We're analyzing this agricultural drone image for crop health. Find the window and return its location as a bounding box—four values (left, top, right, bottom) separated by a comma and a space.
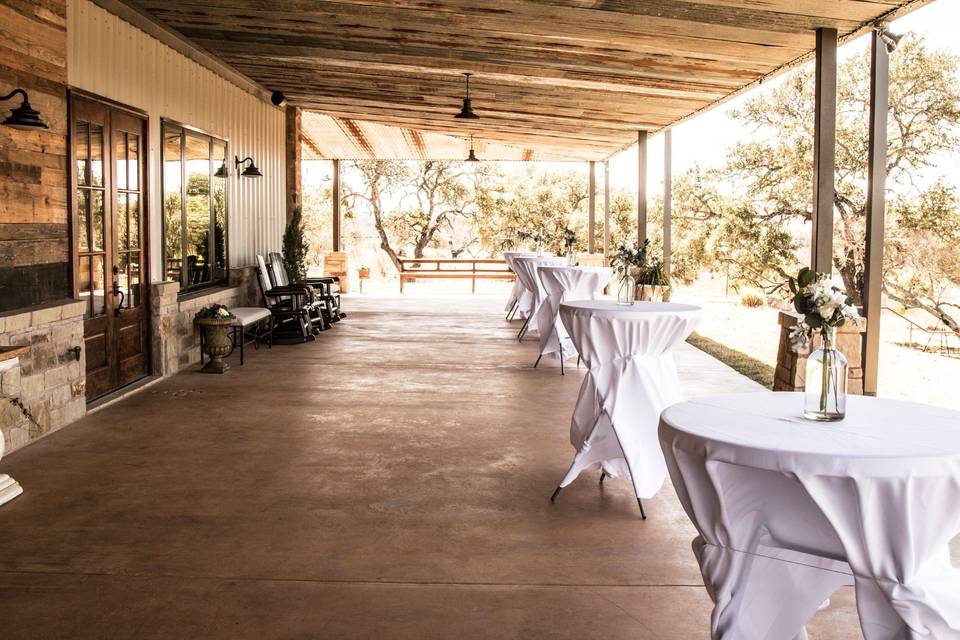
162, 122, 228, 291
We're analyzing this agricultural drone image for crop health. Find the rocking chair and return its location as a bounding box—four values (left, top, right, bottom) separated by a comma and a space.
256, 254, 325, 343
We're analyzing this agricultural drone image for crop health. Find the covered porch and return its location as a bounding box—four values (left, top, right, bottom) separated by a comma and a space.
2, 0, 958, 637
2, 295, 879, 639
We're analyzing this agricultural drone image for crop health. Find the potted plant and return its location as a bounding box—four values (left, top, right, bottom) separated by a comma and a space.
638, 258, 671, 302
195, 303, 236, 374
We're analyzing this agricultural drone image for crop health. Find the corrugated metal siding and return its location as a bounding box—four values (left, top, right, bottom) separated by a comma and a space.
66, 0, 285, 276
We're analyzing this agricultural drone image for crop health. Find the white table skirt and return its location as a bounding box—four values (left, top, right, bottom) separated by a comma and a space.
536, 266, 613, 360
513, 256, 566, 335
556, 300, 701, 499
503, 251, 536, 315
659, 392, 960, 640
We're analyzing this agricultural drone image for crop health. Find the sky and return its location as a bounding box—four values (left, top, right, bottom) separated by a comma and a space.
607, 0, 960, 196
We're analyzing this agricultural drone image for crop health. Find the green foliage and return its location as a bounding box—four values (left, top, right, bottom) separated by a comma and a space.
283, 208, 309, 283
665, 34, 960, 334
194, 303, 234, 320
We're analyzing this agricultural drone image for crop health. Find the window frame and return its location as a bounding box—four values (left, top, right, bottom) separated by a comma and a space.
160, 119, 230, 293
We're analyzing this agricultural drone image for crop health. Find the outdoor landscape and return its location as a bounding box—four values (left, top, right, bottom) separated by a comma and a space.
300, 8, 960, 410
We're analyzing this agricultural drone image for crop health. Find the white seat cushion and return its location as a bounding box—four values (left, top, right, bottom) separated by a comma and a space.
231, 307, 272, 327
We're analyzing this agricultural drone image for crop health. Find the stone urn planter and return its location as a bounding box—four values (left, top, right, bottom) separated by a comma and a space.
195, 304, 236, 374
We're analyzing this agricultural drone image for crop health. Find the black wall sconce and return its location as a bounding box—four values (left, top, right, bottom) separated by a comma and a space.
234, 155, 262, 178
1, 88, 48, 130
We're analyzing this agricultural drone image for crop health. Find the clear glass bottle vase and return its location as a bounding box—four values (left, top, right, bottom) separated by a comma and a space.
803, 326, 848, 421
566, 248, 577, 266
617, 272, 637, 305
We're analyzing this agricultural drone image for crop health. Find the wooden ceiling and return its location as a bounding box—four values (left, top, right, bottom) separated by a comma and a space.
125, 0, 925, 161
301, 112, 562, 161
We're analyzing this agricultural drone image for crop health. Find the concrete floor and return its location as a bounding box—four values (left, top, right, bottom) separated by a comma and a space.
0, 295, 878, 638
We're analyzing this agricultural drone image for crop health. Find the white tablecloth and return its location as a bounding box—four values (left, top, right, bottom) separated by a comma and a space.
537, 266, 613, 360
503, 251, 536, 316
659, 392, 960, 640
513, 255, 566, 335
556, 300, 701, 499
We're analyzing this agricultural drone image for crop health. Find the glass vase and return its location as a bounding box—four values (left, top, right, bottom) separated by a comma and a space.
803, 326, 848, 421
566, 248, 577, 266
537, 241, 545, 257
617, 272, 636, 305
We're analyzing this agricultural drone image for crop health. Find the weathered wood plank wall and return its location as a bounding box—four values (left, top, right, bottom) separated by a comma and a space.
0, 0, 70, 313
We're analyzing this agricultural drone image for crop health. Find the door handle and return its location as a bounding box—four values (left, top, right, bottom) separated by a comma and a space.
112, 280, 125, 315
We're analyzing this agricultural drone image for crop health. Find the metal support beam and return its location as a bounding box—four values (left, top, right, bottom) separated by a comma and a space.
332, 159, 342, 252
603, 160, 611, 261
862, 31, 889, 397
637, 130, 648, 245
811, 27, 838, 274
588, 161, 596, 253
663, 130, 672, 279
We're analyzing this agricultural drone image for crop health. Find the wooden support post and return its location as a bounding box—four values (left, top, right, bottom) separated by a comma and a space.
588, 161, 596, 253
332, 159, 342, 252
663, 130, 672, 279
811, 28, 838, 274
637, 130, 648, 245
862, 30, 889, 397
603, 160, 611, 262
285, 106, 302, 222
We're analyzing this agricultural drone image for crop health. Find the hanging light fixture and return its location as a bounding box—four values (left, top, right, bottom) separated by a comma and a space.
465, 135, 480, 162
877, 24, 904, 53
455, 73, 480, 120
234, 155, 263, 178
1, 88, 48, 130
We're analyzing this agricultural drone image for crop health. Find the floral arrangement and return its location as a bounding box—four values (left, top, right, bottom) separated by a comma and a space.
786, 267, 860, 351
195, 303, 235, 321
562, 226, 577, 249
610, 239, 650, 275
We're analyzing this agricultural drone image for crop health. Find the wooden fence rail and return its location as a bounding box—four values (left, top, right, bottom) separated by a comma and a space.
398, 258, 515, 293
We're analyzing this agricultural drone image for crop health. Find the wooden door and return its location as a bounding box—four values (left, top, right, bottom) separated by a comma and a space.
71, 95, 150, 401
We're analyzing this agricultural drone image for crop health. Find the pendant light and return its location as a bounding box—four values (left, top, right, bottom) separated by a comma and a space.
465, 135, 479, 162
455, 73, 480, 120
1, 89, 48, 130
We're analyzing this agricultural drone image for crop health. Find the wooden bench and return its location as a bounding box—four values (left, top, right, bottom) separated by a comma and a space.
398, 259, 516, 293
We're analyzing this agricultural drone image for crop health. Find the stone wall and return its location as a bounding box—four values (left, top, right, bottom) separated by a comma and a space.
774, 310, 865, 395
0, 0, 70, 313
150, 266, 260, 376
0, 299, 86, 454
